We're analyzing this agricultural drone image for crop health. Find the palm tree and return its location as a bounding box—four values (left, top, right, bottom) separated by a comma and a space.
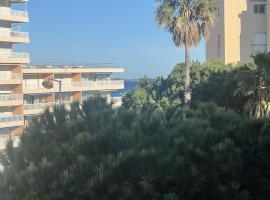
234, 53, 270, 118
155, 0, 216, 109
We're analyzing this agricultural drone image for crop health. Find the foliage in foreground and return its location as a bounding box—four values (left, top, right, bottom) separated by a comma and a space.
1, 97, 270, 200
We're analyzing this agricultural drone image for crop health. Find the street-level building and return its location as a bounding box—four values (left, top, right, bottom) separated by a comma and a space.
206, 0, 270, 64
0, 0, 125, 149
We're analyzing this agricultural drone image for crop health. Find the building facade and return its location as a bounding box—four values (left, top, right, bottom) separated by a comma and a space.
0, 0, 124, 149
206, 0, 270, 64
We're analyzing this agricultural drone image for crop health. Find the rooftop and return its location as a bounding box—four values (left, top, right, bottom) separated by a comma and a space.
25, 62, 123, 69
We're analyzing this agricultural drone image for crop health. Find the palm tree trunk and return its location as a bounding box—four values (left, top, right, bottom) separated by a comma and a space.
184, 43, 191, 110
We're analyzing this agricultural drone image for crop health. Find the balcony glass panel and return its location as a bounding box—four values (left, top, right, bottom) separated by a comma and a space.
0, 52, 29, 59
0, 73, 22, 80
0, 115, 23, 123
0, 94, 22, 101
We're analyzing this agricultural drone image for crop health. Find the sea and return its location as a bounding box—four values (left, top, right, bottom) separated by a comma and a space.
111, 79, 138, 97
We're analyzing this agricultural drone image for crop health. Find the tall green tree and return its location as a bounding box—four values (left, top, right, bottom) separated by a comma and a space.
155, 0, 216, 109
234, 53, 270, 118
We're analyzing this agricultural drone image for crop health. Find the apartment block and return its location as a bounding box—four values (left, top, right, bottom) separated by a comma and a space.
0, 0, 125, 149
206, 0, 270, 64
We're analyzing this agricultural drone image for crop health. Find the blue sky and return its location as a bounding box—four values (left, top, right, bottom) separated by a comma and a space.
16, 0, 205, 79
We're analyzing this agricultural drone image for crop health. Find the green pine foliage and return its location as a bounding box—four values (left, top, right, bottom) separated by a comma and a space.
123, 53, 270, 119
122, 60, 233, 113
2, 53, 270, 199
1, 97, 270, 199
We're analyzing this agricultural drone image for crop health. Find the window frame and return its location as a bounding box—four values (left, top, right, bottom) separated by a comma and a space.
254, 4, 266, 15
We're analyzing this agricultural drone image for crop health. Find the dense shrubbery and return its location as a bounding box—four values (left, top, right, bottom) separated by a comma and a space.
123, 53, 270, 118
1, 53, 270, 199
122, 60, 232, 112
1, 96, 270, 200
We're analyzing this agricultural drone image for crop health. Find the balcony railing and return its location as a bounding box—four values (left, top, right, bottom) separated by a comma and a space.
0, 73, 22, 80
24, 101, 73, 110
0, 52, 29, 59
73, 80, 124, 87
0, 31, 29, 38
24, 80, 124, 91
0, 7, 28, 18
0, 94, 22, 101
10, 0, 28, 3
24, 102, 54, 110
0, 135, 19, 148
0, 115, 23, 123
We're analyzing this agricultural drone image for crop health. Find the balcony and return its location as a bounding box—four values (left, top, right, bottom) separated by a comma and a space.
0, 7, 29, 23
0, 94, 23, 107
0, 135, 20, 150
0, 72, 22, 84
0, 31, 29, 43
23, 80, 124, 94
24, 101, 73, 115
0, 52, 30, 64
10, 0, 28, 3
23, 82, 57, 94
24, 102, 55, 115
0, 115, 24, 128
57, 80, 124, 92
78, 80, 125, 91
109, 96, 123, 108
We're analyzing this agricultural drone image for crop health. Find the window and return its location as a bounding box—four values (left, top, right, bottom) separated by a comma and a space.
253, 32, 266, 53
254, 4, 266, 14
217, 34, 221, 47
217, 34, 221, 57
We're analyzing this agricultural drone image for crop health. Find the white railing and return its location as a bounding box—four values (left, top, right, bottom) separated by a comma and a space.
0, 73, 22, 80
24, 101, 73, 110
24, 102, 55, 110
55, 82, 72, 89
24, 80, 124, 90
0, 135, 19, 147
0, 7, 28, 18
73, 80, 124, 87
0, 52, 29, 59
23, 83, 42, 90
0, 94, 22, 101
0, 31, 29, 38
10, 0, 28, 2
110, 97, 123, 107
0, 115, 23, 123
11, 9, 28, 18
55, 101, 73, 106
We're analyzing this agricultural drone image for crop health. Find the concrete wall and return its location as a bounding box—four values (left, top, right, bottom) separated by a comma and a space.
224, 0, 247, 63
207, 0, 268, 63
206, 0, 225, 62
241, 0, 267, 61
266, 0, 270, 51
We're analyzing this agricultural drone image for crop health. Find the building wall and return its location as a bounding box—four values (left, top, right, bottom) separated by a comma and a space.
206, 0, 268, 63
267, 0, 270, 51
224, 0, 247, 63
206, 0, 225, 62
240, 0, 267, 61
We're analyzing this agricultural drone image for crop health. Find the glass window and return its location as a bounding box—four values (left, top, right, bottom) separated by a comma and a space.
254, 4, 266, 14
217, 34, 221, 57
253, 32, 266, 53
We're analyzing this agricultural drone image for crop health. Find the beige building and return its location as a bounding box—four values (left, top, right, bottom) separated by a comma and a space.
0, 0, 125, 149
206, 0, 270, 64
